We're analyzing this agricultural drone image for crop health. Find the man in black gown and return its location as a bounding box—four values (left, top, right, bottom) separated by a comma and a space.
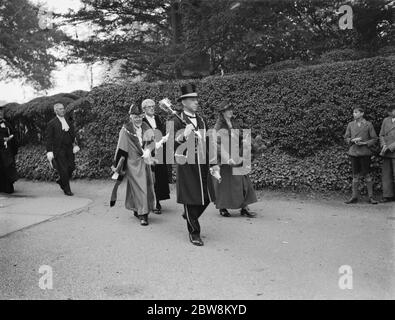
0, 105, 18, 194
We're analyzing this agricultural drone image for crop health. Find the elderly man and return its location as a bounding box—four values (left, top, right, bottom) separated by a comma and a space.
45, 103, 80, 196
141, 99, 170, 214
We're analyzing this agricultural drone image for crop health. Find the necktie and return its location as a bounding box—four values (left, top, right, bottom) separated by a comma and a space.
58, 117, 70, 131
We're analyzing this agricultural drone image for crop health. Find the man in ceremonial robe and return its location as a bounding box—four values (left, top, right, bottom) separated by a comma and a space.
113, 103, 157, 226
170, 83, 215, 246
141, 99, 170, 214
0, 105, 18, 194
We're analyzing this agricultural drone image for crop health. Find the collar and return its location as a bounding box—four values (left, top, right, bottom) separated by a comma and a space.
355, 118, 366, 124
145, 114, 155, 120
184, 111, 197, 119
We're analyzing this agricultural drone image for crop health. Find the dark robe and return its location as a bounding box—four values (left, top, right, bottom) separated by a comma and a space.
211, 116, 257, 209
142, 115, 170, 201
0, 120, 18, 193
173, 112, 215, 205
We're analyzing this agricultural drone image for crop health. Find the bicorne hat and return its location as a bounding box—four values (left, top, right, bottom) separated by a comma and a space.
177, 83, 198, 102
129, 103, 144, 115
218, 100, 233, 112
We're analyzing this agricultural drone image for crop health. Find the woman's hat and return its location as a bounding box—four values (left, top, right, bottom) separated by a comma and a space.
177, 83, 198, 102
129, 103, 144, 115
218, 100, 233, 112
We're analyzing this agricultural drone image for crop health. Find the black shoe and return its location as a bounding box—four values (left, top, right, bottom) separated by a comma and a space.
219, 209, 231, 217
154, 202, 162, 214
345, 197, 358, 204
189, 234, 204, 246
110, 200, 116, 207
368, 197, 378, 205
64, 190, 74, 196
133, 211, 138, 218
140, 215, 149, 226
240, 208, 256, 217
381, 197, 394, 203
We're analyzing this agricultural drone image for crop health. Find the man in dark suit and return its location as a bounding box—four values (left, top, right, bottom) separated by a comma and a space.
141, 99, 170, 214
45, 103, 80, 196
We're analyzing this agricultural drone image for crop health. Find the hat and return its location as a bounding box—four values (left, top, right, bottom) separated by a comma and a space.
177, 83, 198, 102
129, 103, 144, 115
218, 100, 232, 112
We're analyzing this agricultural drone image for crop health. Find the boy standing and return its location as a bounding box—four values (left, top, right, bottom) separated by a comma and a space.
344, 107, 378, 204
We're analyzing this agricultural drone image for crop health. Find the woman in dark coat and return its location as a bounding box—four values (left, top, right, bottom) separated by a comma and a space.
212, 101, 257, 217
0, 106, 18, 194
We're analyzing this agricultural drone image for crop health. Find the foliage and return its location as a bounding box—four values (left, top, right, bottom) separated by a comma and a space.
3, 91, 88, 145
12, 56, 395, 193
0, 0, 65, 89
63, 0, 394, 80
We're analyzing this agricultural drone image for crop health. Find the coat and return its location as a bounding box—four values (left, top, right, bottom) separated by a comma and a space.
142, 115, 170, 201
0, 120, 18, 191
173, 112, 215, 206
114, 122, 156, 215
379, 117, 395, 159
45, 117, 76, 154
211, 116, 257, 209
344, 119, 378, 157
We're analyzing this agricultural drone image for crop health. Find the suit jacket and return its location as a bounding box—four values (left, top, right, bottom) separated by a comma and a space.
379, 117, 395, 158
344, 119, 377, 157
45, 117, 76, 154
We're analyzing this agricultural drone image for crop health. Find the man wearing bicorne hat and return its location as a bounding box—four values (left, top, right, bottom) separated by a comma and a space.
112, 103, 157, 226
172, 83, 215, 246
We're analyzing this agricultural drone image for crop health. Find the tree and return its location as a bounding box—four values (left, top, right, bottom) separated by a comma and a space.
63, 0, 394, 80
0, 0, 64, 90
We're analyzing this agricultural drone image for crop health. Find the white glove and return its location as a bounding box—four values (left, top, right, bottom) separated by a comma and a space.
73, 145, 80, 154
227, 158, 236, 166
184, 124, 194, 138
142, 149, 151, 159
194, 130, 202, 141
162, 132, 170, 143
47, 152, 54, 162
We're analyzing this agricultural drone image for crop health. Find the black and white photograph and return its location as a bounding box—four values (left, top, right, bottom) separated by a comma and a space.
0, 0, 394, 303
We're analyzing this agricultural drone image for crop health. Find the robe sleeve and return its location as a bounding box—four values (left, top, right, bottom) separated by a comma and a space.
114, 127, 128, 170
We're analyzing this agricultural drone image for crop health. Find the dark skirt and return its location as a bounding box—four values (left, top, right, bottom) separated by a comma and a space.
213, 164, 257, 209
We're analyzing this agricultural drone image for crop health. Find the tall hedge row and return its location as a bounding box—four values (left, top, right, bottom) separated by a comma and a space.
13, 56, 395, 193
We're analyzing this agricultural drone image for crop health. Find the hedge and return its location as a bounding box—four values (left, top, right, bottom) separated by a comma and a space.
10, 55, 395, 192
3, 91, 88, 145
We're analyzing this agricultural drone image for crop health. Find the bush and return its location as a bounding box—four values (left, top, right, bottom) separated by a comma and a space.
318, 49, 369, 63
3, 91, 88, 146
12, 56, 395, 192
